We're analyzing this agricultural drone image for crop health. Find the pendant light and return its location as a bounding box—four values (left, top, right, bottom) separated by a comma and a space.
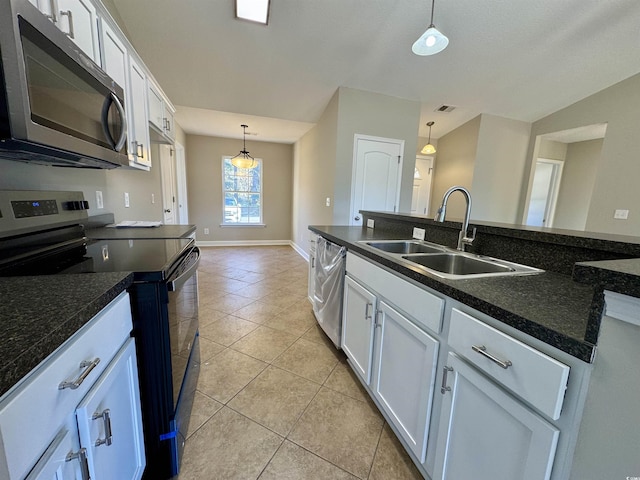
421, 121, 437, 154
231, 124, 256, 169
412, 0, 449, 56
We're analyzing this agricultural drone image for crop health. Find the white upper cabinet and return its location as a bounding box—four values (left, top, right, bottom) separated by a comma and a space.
148, 80, 176, 144
127, 56, 151, 169
30, 0, 100, 63
99, 20, 150, 170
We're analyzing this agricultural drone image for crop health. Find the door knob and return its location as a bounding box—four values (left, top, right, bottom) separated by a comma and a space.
164, 209, 171, 213
354, 215, 361, 221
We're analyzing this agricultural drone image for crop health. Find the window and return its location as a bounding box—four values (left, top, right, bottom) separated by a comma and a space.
222, 157, 262, 224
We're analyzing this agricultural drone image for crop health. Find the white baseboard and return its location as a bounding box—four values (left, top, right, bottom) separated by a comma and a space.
196, 240, 310, 262
196, 240, 292, 247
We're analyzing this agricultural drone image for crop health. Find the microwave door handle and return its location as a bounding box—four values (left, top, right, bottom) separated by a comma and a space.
112, 93, 127, 152
101, 92, 127, 152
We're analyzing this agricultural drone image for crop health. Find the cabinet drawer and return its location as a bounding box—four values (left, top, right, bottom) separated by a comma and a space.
0, 292, 132, 480
347, 253, 443, 333
448, 308, 569, 420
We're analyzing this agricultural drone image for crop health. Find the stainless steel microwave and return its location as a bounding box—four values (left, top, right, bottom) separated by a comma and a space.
0, 0, 129, 168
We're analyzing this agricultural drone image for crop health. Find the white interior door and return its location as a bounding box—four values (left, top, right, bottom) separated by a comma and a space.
411, 155, 434, 216
526, 159, 564, 227
160, 145, 177, 224
351, 135, 404, 226
174, 142, 189, 223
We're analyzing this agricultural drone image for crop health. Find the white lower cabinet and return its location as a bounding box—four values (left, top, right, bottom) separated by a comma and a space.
0, 292, 145, 480
342, 275, 377, 384
371, 300, 439, 463
76, 339, 145, 480
433, 352, 559, 480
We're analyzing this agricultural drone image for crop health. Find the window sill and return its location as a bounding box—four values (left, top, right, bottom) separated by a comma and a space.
219, 223, 266, 228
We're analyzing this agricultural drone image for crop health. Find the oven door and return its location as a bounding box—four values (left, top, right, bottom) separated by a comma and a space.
166, 246, 200, 476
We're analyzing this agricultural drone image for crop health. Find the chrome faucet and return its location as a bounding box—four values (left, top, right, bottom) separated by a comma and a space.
434, 186, 476, 251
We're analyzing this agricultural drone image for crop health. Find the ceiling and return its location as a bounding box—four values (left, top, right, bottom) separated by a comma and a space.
108, 0, 640, 144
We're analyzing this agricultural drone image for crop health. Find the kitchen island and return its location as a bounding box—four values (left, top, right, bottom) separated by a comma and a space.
310, 210, 640, 480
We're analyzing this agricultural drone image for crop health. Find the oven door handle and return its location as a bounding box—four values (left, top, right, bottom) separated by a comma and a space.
168, 247, 200, 292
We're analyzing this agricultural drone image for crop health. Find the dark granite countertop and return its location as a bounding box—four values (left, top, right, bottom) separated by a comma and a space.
310, 225, 598, 363
574, 258, 640, 299
86, 224, 196, 240
0, 272, 133, 397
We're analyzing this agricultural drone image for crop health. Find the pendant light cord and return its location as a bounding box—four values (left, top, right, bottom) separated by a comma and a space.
430, 0, 435, 27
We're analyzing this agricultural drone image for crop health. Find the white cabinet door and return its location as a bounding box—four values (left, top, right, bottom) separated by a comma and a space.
341, 275, 377, 384
76, 339, 145, 480
99, 20, 127, 89
371, 300, 439, 463
127, 57, 151, 169
25, 428, 84, 480
433, 353, 559, 480
56, 0, 100, 63
147, 83, 164, 131
308, 252, 316, 305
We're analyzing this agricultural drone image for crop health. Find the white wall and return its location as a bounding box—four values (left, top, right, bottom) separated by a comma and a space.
553, 139, 602, 230
521, 73, 640, 235
472, 114, 531, 223
292, 87, 421, 253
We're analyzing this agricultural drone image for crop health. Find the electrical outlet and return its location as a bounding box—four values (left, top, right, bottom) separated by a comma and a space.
413, 227, 426, 240
151, 193, 155, 204
95, 191, 103, 209
367, 219, 375, 229
204, 228, 210, 235
325, 197, 331, 207
124, 192, 130, 208
614, 209, 629, 220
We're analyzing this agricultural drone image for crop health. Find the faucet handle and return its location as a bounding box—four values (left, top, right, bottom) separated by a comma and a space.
462, 227, 477, 245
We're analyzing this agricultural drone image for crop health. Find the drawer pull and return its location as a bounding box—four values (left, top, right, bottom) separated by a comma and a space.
66, 447, 90, 480
93, 408, 113, 447
472, 345, 512, 369
58, 358, 101, 390
440, 365, 453, 394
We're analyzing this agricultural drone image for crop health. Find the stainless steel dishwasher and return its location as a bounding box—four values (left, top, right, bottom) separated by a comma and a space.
312, 236, 346, 348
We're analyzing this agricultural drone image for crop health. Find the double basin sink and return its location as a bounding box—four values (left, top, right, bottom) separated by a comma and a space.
359, 240, 543, 279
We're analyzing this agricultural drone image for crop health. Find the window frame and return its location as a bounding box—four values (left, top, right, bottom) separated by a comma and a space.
221, 156, 264, 226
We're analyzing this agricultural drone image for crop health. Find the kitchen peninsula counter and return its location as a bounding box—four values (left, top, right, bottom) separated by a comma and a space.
310, 224, 606, 363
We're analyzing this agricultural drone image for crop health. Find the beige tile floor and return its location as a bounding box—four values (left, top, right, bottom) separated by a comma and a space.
175, 246, 424, 480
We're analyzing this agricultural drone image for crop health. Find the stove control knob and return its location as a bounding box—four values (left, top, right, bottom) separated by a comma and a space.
63, 201, 90, 211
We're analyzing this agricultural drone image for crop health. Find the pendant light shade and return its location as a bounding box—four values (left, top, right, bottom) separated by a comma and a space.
412, 0, 449, 56
421, 121, 436, 154
231, 124, 256, 169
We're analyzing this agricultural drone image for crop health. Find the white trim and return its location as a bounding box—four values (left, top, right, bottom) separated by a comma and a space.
604, 290, 640, 327
196, 240, 292, 247
291, 241, 309, 261
218, 223, 266, 228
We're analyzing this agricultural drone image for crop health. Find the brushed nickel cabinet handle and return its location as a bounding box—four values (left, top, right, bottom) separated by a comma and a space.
66, 448, 90, 480
58, 358, 100, 390
440, 365, 453, 394
93, 409, 113, 447
59, 10, 74, 39
472, 344, 513, 369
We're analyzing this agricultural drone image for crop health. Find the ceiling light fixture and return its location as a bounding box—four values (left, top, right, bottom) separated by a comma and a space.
412, 0, 449, 56
421, 121, 437, 154
235, 0, 270, 25
231, 124, 256, 169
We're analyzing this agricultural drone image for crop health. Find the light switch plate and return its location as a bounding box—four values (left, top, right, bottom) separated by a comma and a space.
124, 192, 130, 208
95, 191, 103, 209
614, 209, 629, 219
413, 227, 426, 240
